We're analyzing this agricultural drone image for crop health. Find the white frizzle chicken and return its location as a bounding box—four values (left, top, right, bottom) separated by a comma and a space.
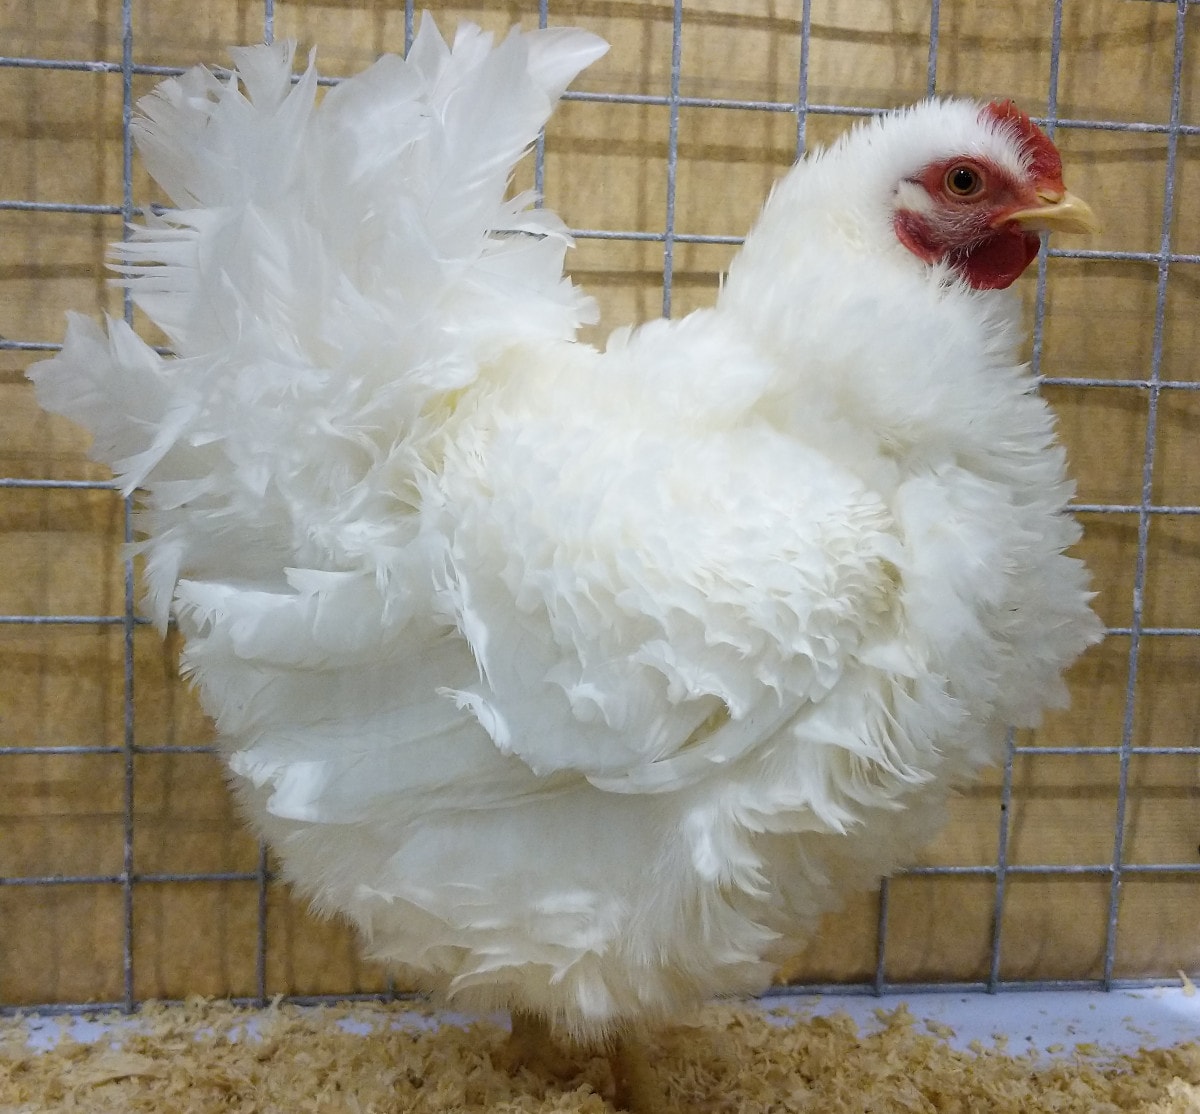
32, 17, 1103, 1110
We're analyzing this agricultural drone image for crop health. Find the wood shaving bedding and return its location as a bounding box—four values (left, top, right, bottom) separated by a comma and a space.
2, 998, 1197, 1113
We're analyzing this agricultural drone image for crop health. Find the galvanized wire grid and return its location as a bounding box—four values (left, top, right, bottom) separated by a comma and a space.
1, 0, 1197, 1015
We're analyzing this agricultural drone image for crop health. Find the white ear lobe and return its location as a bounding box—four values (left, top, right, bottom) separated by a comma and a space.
893, 179, 933, 214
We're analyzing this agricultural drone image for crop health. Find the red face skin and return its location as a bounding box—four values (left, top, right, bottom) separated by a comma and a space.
893, 101, 1068, 291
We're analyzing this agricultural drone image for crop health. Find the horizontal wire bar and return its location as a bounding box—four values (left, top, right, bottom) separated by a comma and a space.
2, 197, 1197, 266
1052, 247, 1200, 265
771, 975, 1194, 999
1040, 376, 1200, 389
6, 861, 1196, 889
2, 49, 1198, 138
27, 613, 1200, 636
0, 614, 153, 626
575, 230, 1200, 267
0, 990, 415, 1018
3, 741, 1192, 758
0, 478, 119, 490
0, 618, 1196, 645
7, 351, 1200, 383
1072, 502, 1200, 514
1047, 377, 1200, 390
899, 862, 1200, 877
570, 89, 800, 112
1012, 745, 1200, 755
562, 90, 1200, 138
0, 975, 1189, 1019
0, 746, 123, 755
0, 339, 173, 356
572, 228, 744, 245
0, 870, 266, 887
0, 744, 217, 755
1107, 626, 1200, 636
0, 340, 64, 352
4, 51, 1199, 144
2, 214, 1197, 268
0, 199, 168, 218
0, 55, 184, 75
2, 481, 1197, 517
0, 200, 126, 215
132, 744, 217, 754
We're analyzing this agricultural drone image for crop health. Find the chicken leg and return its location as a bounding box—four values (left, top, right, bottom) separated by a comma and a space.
610, 1031, 669, 1113
494, 1012, 668, 1112
492, 1010, 579, 1080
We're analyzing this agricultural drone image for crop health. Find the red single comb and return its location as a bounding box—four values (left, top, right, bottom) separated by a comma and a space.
982, 99, 1064, 186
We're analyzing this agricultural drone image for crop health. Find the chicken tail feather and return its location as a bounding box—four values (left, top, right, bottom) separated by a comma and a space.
30, 19, 607, 630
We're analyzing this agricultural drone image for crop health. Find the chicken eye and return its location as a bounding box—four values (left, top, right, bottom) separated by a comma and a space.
945, 165, 982, 197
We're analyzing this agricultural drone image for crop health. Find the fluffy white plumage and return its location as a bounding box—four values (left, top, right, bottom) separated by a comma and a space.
31, 19, 1101, 1040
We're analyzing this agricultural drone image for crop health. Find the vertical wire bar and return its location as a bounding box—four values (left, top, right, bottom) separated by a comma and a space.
925, 0, 941, 96
987, 735, 1018, 989
795, 0, 813, 156
120, 0, 137, 1013
256, 841, 269, 1005
1102, 0, 1188, 988
873, 880, 890, 993
397, 0, 420, 1001
396, 0, 420, 1007
1030, 0, 1065, 381
535, 0, 549, 198
987, 0, 1066, 993
254, 0, 273, 1007
661, 0, 683, 318
396, 0, 432, 1006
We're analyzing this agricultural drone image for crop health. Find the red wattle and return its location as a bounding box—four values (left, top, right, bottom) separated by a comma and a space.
952, 228, 1041, 290
894, 212, 1040, 290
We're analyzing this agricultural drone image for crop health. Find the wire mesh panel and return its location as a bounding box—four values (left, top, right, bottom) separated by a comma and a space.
0, 0, 1197, 1014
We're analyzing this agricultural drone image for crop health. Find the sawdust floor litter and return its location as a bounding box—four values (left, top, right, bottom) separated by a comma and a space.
2, 997, 1198, 1113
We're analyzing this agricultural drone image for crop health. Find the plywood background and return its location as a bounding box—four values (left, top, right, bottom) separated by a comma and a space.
1, 0, 1197, 1009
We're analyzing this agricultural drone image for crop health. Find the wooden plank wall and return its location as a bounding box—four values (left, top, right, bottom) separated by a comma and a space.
1, 0, 1197, 1007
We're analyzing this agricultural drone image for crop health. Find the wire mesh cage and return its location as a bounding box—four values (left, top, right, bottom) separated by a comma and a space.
1, 0, 1198, 1018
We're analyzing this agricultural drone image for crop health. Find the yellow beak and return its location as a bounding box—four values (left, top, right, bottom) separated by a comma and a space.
1003, 189, 1099, 235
